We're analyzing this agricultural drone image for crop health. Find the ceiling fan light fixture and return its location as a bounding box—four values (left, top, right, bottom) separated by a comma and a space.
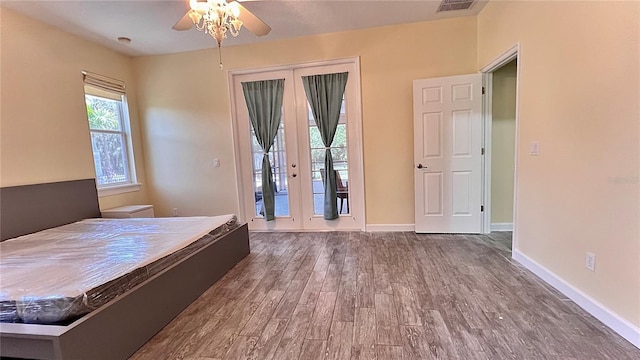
229, 1, 241, 18
176, 0, 270, 69
189, 0, 208, 14
188, 11, 202, 25
188, 0, 243, 45
186, 0, 245, 69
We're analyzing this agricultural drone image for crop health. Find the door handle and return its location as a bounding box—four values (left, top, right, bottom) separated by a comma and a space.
417, 164, 426, 169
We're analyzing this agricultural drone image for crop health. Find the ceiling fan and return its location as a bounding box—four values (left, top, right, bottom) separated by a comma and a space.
172, 0, 271, 40
172, 0, 271, 68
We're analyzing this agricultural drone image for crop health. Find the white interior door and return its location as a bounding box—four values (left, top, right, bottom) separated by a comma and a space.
413, 74, 483, 233
230, 60, 365, 231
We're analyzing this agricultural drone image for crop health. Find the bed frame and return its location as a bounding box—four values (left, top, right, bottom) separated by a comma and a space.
0, 179, 250, 360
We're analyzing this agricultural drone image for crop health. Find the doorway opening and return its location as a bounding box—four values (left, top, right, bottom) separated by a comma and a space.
481, 45, 520, 251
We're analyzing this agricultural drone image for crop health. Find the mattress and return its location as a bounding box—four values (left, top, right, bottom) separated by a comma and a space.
0, 215, 238, 325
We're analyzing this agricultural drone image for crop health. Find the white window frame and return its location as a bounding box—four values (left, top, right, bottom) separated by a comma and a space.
82, 71, 140, 197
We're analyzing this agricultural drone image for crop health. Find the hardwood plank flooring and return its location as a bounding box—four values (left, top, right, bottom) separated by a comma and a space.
130, 232, 639, 360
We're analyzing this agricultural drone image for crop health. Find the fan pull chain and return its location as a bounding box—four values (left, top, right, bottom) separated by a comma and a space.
218, 43, 224, 70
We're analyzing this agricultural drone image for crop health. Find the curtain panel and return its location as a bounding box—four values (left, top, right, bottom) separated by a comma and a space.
302, 72, 349, 220
241, 79, 285, 221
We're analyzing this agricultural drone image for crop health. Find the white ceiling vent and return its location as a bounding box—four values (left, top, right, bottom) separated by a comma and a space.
437, 0, 476, 12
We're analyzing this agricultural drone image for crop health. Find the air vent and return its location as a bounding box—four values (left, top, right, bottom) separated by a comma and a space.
437, 0, 475, 12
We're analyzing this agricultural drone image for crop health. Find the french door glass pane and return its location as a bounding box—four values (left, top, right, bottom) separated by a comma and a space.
251, 116, 290, 217
309, 99, 349, 215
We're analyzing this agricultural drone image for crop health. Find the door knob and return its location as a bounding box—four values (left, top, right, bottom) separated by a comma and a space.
417, 164, 426, 169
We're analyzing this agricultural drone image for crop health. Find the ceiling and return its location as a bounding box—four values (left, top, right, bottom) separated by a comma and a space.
1, 0, 488, 57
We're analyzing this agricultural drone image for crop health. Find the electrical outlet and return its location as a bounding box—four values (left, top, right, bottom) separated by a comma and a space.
172, 208, 178, 217
585, 252, 596, 271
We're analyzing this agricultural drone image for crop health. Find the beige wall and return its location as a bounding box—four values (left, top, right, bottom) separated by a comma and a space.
491, 60, 516, 224
0, 8, 149, 210
479, 0, 640, 327
132, 50, 240, 217
134, 17, 478, 220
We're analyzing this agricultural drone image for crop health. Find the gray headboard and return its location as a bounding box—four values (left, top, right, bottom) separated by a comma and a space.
0, 179, 101, 241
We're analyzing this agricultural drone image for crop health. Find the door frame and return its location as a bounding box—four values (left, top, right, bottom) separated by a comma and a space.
480, 43, 521, 246
228, 57, 366, 231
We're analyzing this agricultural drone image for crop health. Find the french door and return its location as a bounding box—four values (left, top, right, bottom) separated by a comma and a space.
230, 60, 364, 231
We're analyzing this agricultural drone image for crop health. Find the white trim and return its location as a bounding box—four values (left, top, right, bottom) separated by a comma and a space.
97, 183, 141, 197
250, 228, 356, 233
480, 43, 521, 253
490, 223, 513, 231
229, 57, 361, 76
366, 224, 415, 232
121, 95, 138, 187
481, 72, 493, 234
479, 44, 520, 73
513, 249, 640, 349
227, 70, 247, 225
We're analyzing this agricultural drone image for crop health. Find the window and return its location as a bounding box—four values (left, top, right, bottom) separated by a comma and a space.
83, 71, 139, 196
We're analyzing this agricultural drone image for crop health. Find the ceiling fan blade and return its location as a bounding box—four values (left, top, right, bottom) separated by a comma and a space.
172, 12, 193, 31
234, 2, 271, 37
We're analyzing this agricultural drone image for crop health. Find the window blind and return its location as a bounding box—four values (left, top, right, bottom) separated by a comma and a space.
82, 71, 126, 95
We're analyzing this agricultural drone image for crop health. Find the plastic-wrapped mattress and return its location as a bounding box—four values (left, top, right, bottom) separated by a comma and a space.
0, 215, 239, 325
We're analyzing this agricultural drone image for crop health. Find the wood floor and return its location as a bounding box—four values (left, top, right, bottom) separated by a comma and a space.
130, 232, 639, 360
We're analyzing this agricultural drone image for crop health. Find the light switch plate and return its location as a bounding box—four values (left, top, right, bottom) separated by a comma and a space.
529, 141, 539, 156
586, 252, 596, 271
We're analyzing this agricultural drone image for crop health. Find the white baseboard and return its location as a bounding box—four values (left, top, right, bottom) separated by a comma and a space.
366, 224, 415, 232
491, 222, 513, 231
512, 249, 640, 349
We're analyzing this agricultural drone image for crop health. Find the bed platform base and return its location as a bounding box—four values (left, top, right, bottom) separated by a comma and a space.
0, 223, 250, 360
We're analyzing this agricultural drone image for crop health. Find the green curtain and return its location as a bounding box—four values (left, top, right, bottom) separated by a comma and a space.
241, 79, 285, 221
302, 72, 349, 220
